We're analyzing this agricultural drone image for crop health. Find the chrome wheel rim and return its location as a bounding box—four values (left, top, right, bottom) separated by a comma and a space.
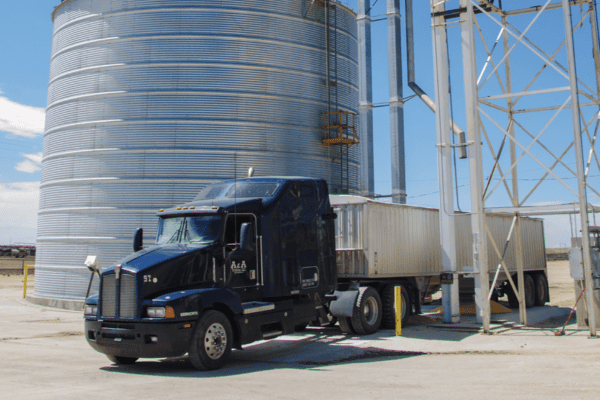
204, 322, 227, 360
364, 297, 379, 325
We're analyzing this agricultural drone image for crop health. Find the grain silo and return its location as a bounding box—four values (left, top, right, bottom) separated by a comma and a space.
35, 0, 359, 300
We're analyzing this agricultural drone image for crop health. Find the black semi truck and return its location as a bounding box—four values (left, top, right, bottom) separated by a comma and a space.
84, 176, 548, 370
84, 177, 382, 370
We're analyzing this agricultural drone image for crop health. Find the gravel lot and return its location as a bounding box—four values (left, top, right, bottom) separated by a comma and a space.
2, 259, 600, 399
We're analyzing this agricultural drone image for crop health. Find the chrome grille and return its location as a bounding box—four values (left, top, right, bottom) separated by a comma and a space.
101, 274, 116, 317
119, 274, 136, 318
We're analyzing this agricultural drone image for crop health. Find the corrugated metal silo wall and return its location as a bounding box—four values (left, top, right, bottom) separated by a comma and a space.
37, 0, 359, 299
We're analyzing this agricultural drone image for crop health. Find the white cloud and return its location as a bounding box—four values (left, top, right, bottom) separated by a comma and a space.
0, 95, 45, 138
15, 152, 43, 173
0, 182, 39, 244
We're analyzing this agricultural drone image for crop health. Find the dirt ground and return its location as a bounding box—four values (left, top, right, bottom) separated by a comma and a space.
545, 259, 576, 307
0, 255, 36, 272
2, 258, 600, 400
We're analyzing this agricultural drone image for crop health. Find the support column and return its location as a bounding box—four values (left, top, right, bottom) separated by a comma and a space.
460, 0, 490, 331
358, 0, 374, 196
563, 0, 596, 336
431, 0, 460, 324
502, 15, 527, 326
387, 0, 406, 204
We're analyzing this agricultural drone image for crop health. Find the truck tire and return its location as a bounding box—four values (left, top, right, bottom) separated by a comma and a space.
505, 280, 519, 308
106, 355, 138, 365
524, 273, 536, 308
338, 316, 355, 334
351, 287, 383, 335
381, 284, 409, 329
188, 310, 233, 371
506, 275, 536, 309
533, 273, 548, 306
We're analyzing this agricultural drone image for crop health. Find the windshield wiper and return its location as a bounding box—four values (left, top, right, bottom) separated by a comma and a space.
166, 221, 186, 244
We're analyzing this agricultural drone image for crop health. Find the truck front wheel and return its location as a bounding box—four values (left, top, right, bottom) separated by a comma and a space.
189, 310, 233, 371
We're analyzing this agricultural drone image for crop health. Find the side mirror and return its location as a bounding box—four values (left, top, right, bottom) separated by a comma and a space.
85, 255, 101, 276
240, 223, 254, 252
133, 228, 143, 252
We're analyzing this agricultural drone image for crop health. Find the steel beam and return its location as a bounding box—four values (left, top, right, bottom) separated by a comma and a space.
358, 0, 374, 196
406, 0, 467, 159
502, 14, 527, 326
563, 0, 597, 337
431, 0, 460, 324
387, 0, 406, 204
460, 0, 490, 331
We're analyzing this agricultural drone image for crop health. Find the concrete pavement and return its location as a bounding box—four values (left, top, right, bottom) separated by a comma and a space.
2, 275, 600, 400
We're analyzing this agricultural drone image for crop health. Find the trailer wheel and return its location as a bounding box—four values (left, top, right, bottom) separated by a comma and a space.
338, 316, 355, 334
524, 274, 536, 308
381, 284, 410, 329
533, 274, 548, 306
188, 310, 233, 371
350, 287, 383, 335
505, 280, 519, 308
106, 355, 138, 365
507, 274, 536, 309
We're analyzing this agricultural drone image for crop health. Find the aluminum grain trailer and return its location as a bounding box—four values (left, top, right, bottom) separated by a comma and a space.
330, 195, 548, 326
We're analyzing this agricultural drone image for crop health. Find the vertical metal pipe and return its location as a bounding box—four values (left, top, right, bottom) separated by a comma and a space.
563, 0, 597, 336
460, 0, 490, 331
387, 0, 406, 204
502, 14, 527, 326
431, 0, 460, 324
589, 4, 600, 105
405, 0, 467, 159
358, 0, 374, 196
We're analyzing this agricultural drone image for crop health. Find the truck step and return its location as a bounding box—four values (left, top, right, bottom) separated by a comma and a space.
242, 301, 276, 315
262, 330, 283, 339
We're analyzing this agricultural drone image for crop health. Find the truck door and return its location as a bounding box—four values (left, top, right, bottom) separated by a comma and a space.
223, 213, 260, 290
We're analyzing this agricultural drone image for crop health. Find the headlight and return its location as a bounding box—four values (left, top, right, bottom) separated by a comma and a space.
146, 306, 175, 318
147, 307, 166, 318
84, 305, 97, 315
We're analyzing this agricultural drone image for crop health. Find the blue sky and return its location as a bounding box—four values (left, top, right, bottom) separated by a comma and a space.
0, 0, 598, 247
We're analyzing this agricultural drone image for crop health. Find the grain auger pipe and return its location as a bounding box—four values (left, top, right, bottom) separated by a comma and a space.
405, 0, 467, 159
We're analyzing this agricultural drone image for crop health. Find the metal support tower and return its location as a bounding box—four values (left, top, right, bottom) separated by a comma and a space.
432, 0, 600, 335
387, 0, 406, 204
358, 0, 375, 196
459, 0, 491, 328
432, 0, 461, 323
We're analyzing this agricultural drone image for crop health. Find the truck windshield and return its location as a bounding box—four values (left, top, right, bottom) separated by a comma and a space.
157, 216, 222, 245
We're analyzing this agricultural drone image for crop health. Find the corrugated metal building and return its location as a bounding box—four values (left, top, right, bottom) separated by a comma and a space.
37, 0, 359, 299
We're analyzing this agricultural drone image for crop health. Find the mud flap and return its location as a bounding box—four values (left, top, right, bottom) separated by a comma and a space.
329, 289, 360, 318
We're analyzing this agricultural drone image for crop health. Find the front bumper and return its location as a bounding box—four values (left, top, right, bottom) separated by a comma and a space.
85, 319, 195, 359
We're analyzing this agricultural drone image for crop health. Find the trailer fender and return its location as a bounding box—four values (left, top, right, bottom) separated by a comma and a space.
407, 278, 422, 315
329, 289, 360, 318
